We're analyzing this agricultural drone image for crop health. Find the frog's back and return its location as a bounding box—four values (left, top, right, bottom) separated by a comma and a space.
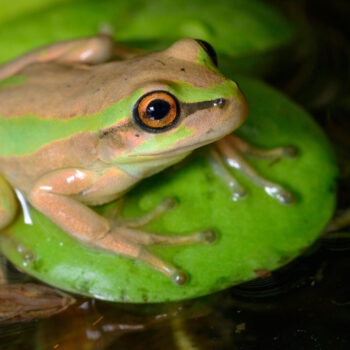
0, 61, 133, 159
0, 62, 126, 120
0, 62, 125, 190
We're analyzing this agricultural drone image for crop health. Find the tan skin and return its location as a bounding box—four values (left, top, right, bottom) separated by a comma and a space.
0, 35, 295, 298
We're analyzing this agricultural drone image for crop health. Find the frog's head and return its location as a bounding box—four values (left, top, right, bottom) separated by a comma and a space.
98, 38, 248, 177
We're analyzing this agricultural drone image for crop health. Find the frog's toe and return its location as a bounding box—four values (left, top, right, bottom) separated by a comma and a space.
200, 229, 217, 244
276, 189, 296, 205
279, 190, 295, 205
171, 271, 188, 286
265, 185, 295, 205
232, 187, 248, 201
161, 197, 177, 210
283, 146, 299, 159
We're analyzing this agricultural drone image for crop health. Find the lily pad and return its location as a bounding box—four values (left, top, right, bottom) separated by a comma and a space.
0, 76, 337, 302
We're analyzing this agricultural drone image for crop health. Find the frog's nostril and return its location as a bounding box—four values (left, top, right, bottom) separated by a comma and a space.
212, 98, 225, 109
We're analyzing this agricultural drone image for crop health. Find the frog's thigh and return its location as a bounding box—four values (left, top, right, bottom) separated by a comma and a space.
0, 175, 17, 229
0, 35, 116, 80
54, 34, 117, 65
28, 168, 110, 241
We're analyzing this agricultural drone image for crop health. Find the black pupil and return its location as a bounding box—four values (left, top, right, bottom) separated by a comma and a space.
146, 99, 170, 120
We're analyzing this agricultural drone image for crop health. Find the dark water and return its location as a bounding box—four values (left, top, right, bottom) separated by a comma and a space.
1, 0, 350, 349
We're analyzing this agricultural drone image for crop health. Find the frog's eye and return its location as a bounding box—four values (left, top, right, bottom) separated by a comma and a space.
133, 91, 179, 132
195, 39, 218, 67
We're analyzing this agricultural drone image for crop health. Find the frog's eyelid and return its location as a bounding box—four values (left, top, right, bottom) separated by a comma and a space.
195, 39, 218, 67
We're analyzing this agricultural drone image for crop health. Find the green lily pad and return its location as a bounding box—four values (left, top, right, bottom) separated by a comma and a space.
0, 0, 293, 66
0, 76, 337, 302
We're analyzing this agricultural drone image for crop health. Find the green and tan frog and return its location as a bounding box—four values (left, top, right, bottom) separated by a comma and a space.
0, 35, 296, 295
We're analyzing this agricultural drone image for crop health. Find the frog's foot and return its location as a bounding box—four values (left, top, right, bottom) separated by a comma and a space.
212, 135, 296, 205
95, 198, 216, 285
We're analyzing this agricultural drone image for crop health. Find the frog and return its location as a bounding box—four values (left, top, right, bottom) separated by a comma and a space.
0, 34, 297, 300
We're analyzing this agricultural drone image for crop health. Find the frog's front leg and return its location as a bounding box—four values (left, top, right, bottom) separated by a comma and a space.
28, 168, 214, 285
213, 135, 297, 204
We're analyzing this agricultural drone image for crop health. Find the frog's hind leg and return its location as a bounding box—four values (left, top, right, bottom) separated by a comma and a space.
0, 35, 115, 80
0, 175, 18, 229
0, 35, 142, 80
213, 135, 296, 205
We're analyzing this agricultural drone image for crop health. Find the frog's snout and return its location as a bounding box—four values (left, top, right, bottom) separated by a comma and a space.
232, 88, 249, 129
212, 98, 226, 109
